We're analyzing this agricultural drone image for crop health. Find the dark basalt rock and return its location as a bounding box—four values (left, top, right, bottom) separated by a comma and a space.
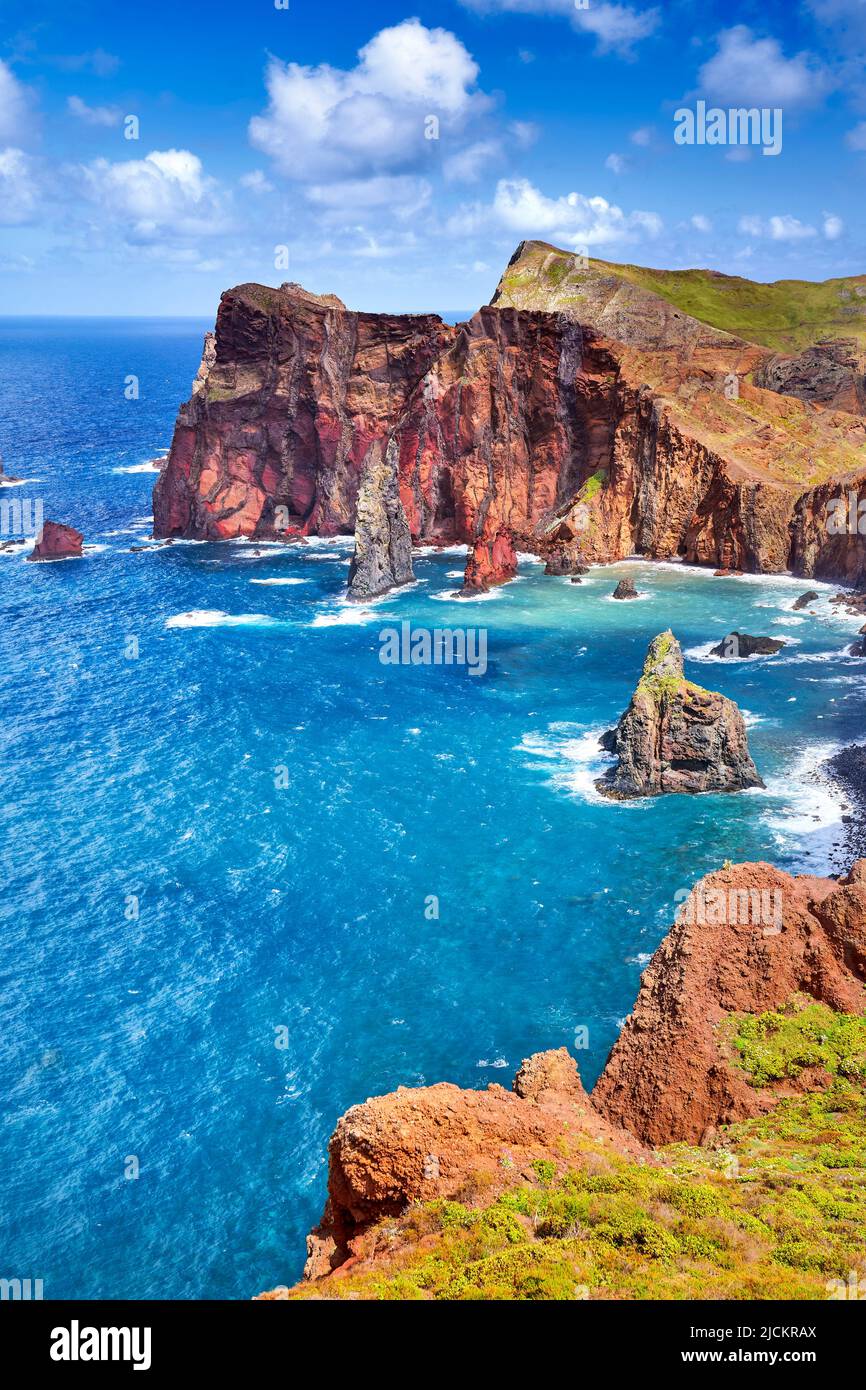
710, 632, 786, 659
793, 590, 820, 611
347, 438, 414, 601
612, 578, 639, 600
596, 630, 763, 799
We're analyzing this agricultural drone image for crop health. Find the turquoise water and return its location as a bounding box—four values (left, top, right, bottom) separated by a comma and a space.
1, 319, 864, 1299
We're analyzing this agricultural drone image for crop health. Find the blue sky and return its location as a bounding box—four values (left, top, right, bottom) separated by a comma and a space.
2, 0, 866, 314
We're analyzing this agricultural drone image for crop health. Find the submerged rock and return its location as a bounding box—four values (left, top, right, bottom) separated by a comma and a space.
458, 524, 517, 595
347, 438, 414, 601
27, 521, 83, 562
710, 631, 786, 658
596, 630, 763, 799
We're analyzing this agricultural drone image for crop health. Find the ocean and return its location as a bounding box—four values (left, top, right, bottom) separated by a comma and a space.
1, 317, 864, 1299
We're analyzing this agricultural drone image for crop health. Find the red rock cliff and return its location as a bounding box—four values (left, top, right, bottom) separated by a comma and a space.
153, 273, 866, 587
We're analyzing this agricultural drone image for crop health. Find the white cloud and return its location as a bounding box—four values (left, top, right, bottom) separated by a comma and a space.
77, 149, 229, 241
249, 19, 489, 182
509, 120, 539, 149
0, 148, 40, 224
630, 125, 654, 146
306, 175, 432, 221
822, 212, 844, 239
605, 152, 627, 173
444, 139, 502, 182
0, 61, 33, 144
690, 214, 712, 232
737, 213, 817, 240
698, 26, 828, 108
239, 170, 275, 194
68, 95, 121, 127
846, 121, 866, 150
458, 1, 660, 58
468, 176, 662, 247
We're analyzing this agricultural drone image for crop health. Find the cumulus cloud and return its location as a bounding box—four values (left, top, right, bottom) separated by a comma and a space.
444, 139, 502, 182
605, 152, 627, 173
737, 213, 819, 241
0, 148, 40, 224
0, 61, 33, 144
452, 177, 662, 247
249, 19, 490, 182
690, 214, 712, 232
698, 26, 829, 108
77, 149, 229, 241
68, 95, 122, 127
458, 1, 660, 58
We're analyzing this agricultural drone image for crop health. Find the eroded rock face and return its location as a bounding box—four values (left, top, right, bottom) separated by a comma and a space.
153, 264, 866, 588
593, 861, 866, 1146
346, 437, 414, 601
612, 578, 639, 600
754, 339, 866, 416
153, 282, 453, 540
710, 632, 786, 658
304, 1048, 642, 1278
27, 521, 83, 561
596, 631, 763, 798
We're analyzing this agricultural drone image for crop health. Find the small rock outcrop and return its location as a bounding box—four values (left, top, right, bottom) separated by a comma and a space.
793, 590, 820, 611
543, 544, 588, 577
596, 631, 763, 798
347, 438, 414, 601
458, 524, 517, 595
593, 860, 866, 1145
612, 578, 639, 600
710, 632, 786, 658
303, 1048, 643, 1278
27, 521, 83, 561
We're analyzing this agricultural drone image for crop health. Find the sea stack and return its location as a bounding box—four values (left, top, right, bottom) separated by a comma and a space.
458, 523, 517, 596
612, 578, 640, 600
596, 630, 763, 798
27, 521, 84, 562
346, 438, 414, 601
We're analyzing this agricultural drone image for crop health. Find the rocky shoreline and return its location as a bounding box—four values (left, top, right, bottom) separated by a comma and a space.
259, 856, 866, 1299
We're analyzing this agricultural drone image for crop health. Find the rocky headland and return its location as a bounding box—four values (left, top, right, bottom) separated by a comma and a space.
596, 631, 763, 799
259, 857, 866, 1301
153, 245, 866, 594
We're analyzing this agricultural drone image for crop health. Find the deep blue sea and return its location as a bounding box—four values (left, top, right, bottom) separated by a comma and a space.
1, 318, 865, 1300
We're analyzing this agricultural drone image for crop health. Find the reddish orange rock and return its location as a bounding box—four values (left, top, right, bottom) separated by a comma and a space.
27, 521, 83, 561
459, 524, 517, 594
592, 860, 866, 1146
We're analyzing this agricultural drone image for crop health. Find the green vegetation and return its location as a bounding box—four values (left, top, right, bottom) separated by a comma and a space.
730, 1001, 866, 1088
503, 240, 866, 353
290, 1079, 866, 1301
596, 260, 866, 352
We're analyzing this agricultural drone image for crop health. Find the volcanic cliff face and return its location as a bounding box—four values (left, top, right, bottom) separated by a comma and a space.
154, 256, 866, 588
153, 283, 453, 540
594, 860, 866, 1146
596, 631, 763, 798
